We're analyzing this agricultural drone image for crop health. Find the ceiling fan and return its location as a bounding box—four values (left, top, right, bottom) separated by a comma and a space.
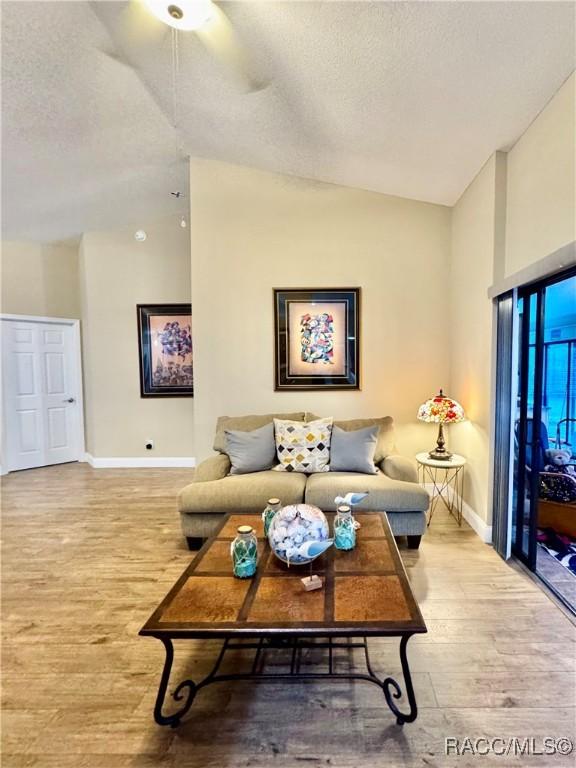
90, 0, 271, 228
95, 0, 269, 96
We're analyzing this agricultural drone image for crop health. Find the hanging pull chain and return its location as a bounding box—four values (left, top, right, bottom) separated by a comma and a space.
170, 27, 183, 157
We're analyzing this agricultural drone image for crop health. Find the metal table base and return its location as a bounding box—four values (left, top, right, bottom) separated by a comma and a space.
418, 462, 465, 526
152, 634, 418, 728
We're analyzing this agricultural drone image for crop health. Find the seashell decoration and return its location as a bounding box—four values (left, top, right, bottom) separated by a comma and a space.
268, 503, 332, 565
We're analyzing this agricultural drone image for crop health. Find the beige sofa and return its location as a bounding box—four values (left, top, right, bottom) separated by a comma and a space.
178, 412, 430, 549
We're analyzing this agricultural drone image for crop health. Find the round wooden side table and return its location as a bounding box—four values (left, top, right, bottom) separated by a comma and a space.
416, 452, 466, 526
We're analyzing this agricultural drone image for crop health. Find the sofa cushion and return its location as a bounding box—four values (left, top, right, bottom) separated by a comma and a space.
304, 471, 429, 513
273, 417, 333, 474
225, 422, 276, 474
179, 470, 307, 515
214, 412, 306, 454
305, 414, 396, 462
330, 424, 378, 474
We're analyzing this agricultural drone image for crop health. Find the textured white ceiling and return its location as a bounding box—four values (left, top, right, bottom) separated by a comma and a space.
2, 1, 575, 242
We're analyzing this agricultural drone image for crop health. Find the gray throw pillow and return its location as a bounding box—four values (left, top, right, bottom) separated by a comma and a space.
330, 425, 378, 474
224, 422, 277, 475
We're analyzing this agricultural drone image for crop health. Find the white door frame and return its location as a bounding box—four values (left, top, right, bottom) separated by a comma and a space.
1, 314, 86, 475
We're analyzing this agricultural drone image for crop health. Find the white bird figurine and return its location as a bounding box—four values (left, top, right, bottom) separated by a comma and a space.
288, 538, 333, 564
335, 492, 369, 507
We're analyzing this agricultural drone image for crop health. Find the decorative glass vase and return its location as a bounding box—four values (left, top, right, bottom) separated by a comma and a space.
268, 504, 332, 565
262, 497, 281, 537
231, 525, 258, 578
334, 505, 356, 551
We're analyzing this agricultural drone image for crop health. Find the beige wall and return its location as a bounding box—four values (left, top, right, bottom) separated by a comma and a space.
190, 158, 451, 460
505, 72, 576, 276
1, 241, 80, 318
80, 216, 194, 458
449, 156, 499, 524
449, 74, 575, 527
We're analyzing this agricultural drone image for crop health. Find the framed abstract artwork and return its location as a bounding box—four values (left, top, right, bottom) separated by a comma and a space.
273, 288, 360, 391
137, 304, 193, 397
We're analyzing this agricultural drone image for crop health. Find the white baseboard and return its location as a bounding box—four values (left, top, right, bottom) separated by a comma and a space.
461, 498, 493, 544
84, 453, 195, 469
423, 483, 493, 544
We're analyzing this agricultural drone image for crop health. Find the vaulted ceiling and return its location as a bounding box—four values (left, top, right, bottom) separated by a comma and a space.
2, 1, 574, 242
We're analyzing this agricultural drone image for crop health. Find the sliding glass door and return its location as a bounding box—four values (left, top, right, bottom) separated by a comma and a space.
513, 290, 542, 568
512, 268, 576, 609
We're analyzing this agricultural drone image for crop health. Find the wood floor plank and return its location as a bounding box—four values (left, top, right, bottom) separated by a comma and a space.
429, 670, 576, 708
2, 463, 575, 767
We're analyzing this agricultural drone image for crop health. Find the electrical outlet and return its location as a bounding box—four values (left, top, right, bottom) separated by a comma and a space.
145, 440, 154, 450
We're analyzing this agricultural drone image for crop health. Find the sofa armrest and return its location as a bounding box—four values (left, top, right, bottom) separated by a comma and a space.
194, 454, 231, 483
380, 455, 418, 484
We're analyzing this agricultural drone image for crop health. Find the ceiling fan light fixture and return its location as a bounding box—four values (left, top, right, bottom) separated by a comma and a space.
142, 0, 215, 31
168, 5, 184, 21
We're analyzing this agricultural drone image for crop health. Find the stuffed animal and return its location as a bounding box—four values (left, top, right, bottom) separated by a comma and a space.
545, 449, 576, 477
541, 449, 576, 503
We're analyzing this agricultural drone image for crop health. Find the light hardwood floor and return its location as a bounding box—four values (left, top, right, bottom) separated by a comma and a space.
2, 463, 575, 768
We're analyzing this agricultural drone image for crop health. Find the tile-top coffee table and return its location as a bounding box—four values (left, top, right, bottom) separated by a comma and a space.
140, 511, 427, 728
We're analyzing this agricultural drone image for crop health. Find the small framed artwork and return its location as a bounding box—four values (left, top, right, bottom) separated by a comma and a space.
274, 288, 360, 391
137, 304, 193, 397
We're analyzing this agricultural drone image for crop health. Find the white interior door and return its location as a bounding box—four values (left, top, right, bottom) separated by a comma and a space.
2, 319, 83, 472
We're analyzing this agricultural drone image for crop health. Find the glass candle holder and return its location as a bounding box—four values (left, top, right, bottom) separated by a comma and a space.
231, 525, 258, 578
334, 505, 356, 551
262, 497, 281, 537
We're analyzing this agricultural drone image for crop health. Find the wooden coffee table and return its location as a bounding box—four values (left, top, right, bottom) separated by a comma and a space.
140, 511, 427, 727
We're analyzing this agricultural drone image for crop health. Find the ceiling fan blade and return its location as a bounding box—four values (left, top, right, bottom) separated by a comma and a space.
195, 4, 271, 94
99, 0, 168, 48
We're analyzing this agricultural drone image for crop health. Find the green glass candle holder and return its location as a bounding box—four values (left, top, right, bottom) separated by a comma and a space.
334, 505, 356, 551
262, 497, 281, 537
231, 525, 258, 578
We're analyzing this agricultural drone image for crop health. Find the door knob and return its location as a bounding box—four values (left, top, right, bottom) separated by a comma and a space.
63, 397, 75, 403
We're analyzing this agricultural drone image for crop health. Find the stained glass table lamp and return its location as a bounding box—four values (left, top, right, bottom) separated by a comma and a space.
417, 389, 465, 460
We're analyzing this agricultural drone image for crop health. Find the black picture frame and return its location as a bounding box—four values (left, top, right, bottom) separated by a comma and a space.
274, 288, 360, 391
137, 304, 193, 398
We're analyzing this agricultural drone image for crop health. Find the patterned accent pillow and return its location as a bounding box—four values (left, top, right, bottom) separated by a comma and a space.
273, 417, 334, 474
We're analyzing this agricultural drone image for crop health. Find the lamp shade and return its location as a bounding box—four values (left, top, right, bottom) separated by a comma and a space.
417, 389, 465, 424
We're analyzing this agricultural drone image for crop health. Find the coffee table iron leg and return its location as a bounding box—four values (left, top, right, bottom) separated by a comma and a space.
382, 634, 418, 725
153, 637, 196, 728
